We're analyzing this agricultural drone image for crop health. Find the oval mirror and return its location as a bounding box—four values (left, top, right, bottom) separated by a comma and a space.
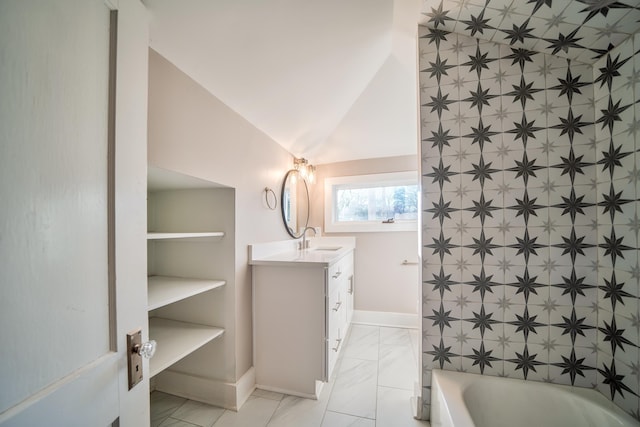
281, 169, 310, 238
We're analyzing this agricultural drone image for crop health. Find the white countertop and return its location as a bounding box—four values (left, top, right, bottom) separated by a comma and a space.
249, 237, 356, 267
249, 246, 352, 267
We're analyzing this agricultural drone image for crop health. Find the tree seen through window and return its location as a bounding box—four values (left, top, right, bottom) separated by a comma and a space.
336, 184, 418, 222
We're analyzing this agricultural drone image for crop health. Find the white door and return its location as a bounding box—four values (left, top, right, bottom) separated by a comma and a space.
0, 1, 149, 425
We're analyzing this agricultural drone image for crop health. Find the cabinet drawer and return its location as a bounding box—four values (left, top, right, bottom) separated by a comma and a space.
327, 288, 346, 377
328, 288, 346, 343
328, 287, 346, 328
327, 252, 353, 295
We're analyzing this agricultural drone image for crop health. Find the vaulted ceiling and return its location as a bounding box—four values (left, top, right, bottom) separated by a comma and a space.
144, 0, 640, 165
144, 0, 422, 164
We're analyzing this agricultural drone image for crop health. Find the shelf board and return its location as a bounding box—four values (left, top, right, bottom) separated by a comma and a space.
148, 276, 225, 311
147, 232, 224, 241
149, 318, 224, 378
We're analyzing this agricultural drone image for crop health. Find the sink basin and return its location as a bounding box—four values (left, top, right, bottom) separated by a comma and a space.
312, 246, 342, 251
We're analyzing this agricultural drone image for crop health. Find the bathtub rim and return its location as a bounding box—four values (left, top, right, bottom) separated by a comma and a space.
430, 368, 639, 427
431, 369, 475, 427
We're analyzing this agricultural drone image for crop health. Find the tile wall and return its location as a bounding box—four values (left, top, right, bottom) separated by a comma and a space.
593, 33, 640, 417
419, 27, 640, 419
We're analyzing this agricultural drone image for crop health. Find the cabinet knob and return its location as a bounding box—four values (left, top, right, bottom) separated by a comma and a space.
332, 271, 342, 279
332, 338, 342, 352
332, 301, 342, 312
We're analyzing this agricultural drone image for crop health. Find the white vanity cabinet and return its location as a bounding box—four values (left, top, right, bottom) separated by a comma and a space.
250, 238, 355, 399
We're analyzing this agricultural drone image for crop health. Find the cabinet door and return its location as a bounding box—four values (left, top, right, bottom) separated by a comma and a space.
341, 252, 355, 326
346, 273, 355, 325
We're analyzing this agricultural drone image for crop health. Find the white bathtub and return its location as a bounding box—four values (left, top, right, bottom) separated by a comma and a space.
430, 369, 639, 427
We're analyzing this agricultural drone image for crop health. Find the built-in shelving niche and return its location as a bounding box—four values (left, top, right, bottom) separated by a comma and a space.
147, 166, 235, 400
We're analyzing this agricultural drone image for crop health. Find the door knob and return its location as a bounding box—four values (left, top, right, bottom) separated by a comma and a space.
127, 330, 155, 389
134, 340, 156, 359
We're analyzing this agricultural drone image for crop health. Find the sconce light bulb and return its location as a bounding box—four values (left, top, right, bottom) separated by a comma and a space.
293, 157, 314, 182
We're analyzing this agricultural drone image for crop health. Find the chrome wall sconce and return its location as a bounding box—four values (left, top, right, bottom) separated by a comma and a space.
293, 157, 315, 184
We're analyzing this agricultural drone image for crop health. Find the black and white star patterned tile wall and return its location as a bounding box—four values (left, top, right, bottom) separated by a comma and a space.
419, 0, 640, 64
593, 33, 640, 418
419, 27, 640, 420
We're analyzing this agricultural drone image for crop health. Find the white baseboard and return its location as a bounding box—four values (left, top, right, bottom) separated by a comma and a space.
411, 395, 421, 419
236, 367, 256, 409
154, 367, 256, 411
352, 310, 420, 329
254, 381, 323, 400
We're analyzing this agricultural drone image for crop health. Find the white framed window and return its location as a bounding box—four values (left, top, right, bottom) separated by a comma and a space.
324, 171, 419, 233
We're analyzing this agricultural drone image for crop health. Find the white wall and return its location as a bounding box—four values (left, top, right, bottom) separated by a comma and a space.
147, 50, 294, 382
309, 156, 420, 316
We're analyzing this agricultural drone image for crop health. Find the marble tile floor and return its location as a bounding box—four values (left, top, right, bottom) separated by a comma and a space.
151, 325, 431, 427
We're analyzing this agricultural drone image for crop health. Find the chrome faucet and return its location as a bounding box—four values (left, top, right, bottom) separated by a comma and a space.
300, 226, 317, 250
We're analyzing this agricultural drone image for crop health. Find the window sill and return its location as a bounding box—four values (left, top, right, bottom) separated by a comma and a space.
325, 221, 417, 233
